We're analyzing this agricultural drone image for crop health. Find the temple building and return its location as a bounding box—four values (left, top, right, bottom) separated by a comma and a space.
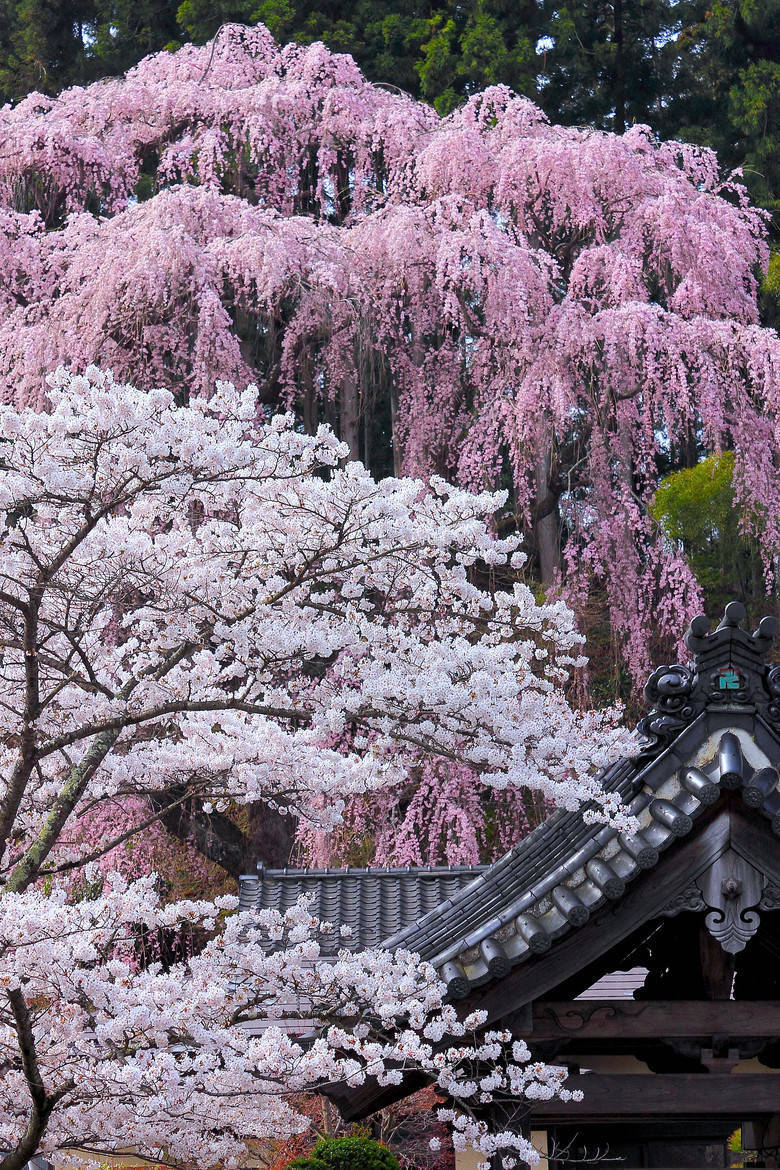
241, 603, 780, 1169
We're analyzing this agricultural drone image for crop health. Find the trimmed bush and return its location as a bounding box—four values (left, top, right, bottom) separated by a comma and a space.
288, 1136, 401, 1170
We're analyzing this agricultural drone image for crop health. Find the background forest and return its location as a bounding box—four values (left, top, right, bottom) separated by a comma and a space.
2, 0, 779, 227
0, 2, 778, 878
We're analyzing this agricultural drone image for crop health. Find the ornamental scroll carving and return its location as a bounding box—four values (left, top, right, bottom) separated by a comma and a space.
636, 664, 699, 757
534, 1002, 651, 1034
659, 850, 772, 953
698, 851, 764, 953
659, 887, 705, 917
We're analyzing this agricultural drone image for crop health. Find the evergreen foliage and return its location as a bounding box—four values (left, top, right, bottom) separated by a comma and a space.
668, 0, 780, 217
0, 0, 97, 99
651, 453, 765, 615
537, 0, 681, 136
289, 1137, 401, 1170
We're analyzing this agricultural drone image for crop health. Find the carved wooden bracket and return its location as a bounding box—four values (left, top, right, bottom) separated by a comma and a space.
659, 849, 771, 953
698, 850, 764, 953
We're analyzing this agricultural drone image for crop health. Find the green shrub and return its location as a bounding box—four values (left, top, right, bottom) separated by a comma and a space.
288, 1136, 401, 1170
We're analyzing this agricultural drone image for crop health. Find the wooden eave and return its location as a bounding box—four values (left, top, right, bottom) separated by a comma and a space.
462, 796, 780, 1024
326, 606, 780, 1120
383, 709, 780, 999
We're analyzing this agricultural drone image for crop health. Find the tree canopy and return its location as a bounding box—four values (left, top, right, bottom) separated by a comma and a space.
0, 14, 777, 874
1, 25, 777, 697
0, 13, 777, 1164
651, 453, 766, 619
0, 365, 617, 1166
1, 0, 777, 225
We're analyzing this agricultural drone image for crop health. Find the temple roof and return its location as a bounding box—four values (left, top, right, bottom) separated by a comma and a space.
239, 863, 485, 952
381, 603, 780, 996
240, 603, 780, 1002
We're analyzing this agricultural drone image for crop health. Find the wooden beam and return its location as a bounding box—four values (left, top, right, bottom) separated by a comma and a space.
531, 1074, 780, 1123
530, 1000, 780, 1041
731, 810, 780, 887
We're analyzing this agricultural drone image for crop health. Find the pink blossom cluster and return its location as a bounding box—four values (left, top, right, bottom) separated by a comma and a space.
0, 27, 777, 686
298, 759, 547, 867
67, 795, 221, 896
0, 24, 432, 226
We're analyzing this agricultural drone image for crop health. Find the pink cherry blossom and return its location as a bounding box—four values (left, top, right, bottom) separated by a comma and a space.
0, 27, 776, 688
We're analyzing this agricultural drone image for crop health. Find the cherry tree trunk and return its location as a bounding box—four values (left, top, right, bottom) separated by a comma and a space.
341, 373, 360, 461
534, 451, 560, 587
390, 383, 403, 476
303, 365, 319, 437
246, 804, 296, 870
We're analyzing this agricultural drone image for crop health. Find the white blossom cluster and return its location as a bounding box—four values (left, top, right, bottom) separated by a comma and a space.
0, 876, 579, 1168
0, 367, 627, 1165
0, 366, 627, 860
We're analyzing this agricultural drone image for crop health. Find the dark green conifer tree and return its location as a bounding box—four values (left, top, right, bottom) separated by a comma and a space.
0, 0, 96, 100
90, 0, 181, 75
536, 0, 687, 135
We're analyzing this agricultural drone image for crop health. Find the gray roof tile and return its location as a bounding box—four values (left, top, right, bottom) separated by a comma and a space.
241, 865, 486, 952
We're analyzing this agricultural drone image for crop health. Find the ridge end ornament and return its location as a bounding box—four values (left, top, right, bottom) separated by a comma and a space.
634, 604, 780, 760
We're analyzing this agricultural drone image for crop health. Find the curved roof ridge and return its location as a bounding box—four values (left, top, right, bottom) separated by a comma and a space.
381, 604, 780, 997
249, 863, 490, 878
241, 605, 780, 999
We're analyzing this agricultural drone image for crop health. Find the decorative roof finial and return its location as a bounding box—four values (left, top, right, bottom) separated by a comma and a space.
684, 602, 777, 675
636, 603, 780, 759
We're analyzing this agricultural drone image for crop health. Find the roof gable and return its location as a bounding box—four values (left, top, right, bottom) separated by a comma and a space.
240, 603, 780, 1008
464, 798, 780, 1023
381, 603, 780, 996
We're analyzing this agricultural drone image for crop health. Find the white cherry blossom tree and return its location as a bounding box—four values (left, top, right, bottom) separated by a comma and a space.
0, 366, 620, 1168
